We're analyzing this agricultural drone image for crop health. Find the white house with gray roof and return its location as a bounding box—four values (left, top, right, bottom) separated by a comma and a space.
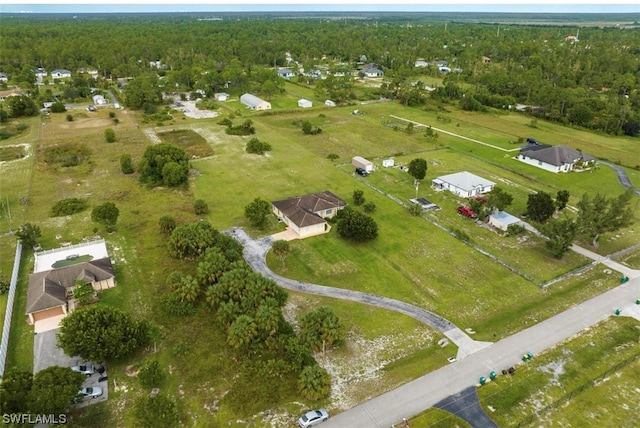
432, 171, 495, 198
516, 144, 595, 173
240, 93, 271, 111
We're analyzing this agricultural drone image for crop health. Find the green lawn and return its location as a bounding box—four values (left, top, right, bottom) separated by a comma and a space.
1, 93, 637, 426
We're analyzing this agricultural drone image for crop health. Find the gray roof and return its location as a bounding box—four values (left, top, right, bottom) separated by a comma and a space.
433, 171, 495, 192
26, 258, 113, 314
520, 145, 595, 167
273, 191, 346, 228
240, 93, 268, 108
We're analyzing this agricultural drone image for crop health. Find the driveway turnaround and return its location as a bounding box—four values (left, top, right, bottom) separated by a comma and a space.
227, 228, 492, 359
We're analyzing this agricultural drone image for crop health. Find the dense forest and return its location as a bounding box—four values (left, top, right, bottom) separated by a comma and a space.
1, 12, 639, 135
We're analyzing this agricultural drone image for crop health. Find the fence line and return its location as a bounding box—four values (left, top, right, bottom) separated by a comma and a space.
34, 238, 105, 256
0, 240, 23, 380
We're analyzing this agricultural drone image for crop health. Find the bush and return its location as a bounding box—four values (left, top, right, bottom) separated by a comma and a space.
327, 153, 339, 161
161, 292, 196, 317
43, 144, 91, 167
246, 138, 272, 155
194, 199, 209, 215
120, 154, 134, 174
109, 111, 116, 118
50, 102, 66, 113
137, 359, 165, 389
66, 114, 74, 122
159, 215, 177, 234
363, 202, 376, 213
50, 198, 89, 217
104, 128, 116, 143
298, 365, 331, 401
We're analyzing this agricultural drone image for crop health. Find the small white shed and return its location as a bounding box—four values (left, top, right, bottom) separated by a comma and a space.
489, 211, 523, 231
352, 156, 375, 172
382, 159, 395, 168
325, 100, 336, 107
298, 99, 312, 108
214, 93, 230, 102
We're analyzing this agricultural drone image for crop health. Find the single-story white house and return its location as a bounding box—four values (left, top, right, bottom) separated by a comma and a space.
352, 156, 375, 172
364, 68, 384, 77
298, 99, 312, 108
432, 171, 496, 198
277, 68, 295, 79
240, 93, 271, 111
272, 191, 346, 238
92, 95, 108, 105
414, 60, 429, 68
516, 144, 596, 173
489, 211, 524, 232
382, 158, 395, 168
51, 69, 71, 79
325, 100, 336, 107
214, 93, 230, 102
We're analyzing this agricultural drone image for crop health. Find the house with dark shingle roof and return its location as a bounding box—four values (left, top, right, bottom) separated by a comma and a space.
272, 191, 346, 238
26, 258, 115, 324
516, 144, 595, 173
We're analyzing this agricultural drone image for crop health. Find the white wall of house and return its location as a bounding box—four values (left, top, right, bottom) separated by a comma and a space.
516, 155, 564, 173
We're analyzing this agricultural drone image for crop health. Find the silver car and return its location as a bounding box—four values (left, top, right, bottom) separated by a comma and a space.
74, 386, 103, 403
71, 363, 94, 377
298, 409, 329, 427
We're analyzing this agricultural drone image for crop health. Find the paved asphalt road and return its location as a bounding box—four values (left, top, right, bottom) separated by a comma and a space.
324, 275, 639, 427
230, 227, 640, 427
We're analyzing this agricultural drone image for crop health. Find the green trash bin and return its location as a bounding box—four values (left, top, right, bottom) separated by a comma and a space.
490, 371, 497, 381
615, 308, 621, 315
527, 352, 534, 360
479, 376, 486, 385
635, 299, 640, 305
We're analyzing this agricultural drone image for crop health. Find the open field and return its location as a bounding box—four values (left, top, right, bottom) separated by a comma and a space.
477, 316, 640, 427
1, 89, 638, 426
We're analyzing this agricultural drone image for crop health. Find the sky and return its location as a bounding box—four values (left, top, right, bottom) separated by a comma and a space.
1, 1, 639, 14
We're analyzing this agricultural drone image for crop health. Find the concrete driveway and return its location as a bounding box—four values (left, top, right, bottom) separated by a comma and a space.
33, 328, 108, 405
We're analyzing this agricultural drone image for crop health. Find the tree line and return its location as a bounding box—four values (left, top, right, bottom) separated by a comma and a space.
1, 15, 639, 135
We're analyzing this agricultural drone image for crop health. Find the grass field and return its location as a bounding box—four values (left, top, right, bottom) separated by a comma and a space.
477, 316, 640, 427
1, 88, 638, 426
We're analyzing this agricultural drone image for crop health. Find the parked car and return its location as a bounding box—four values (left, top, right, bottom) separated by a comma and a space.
74, 386, 103, 402
355, 167, 369, 176
71, 363, 94, 377
298, 409, 329, 427
457, 206, 478, 218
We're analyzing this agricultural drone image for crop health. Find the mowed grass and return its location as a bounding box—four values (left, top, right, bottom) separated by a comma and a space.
477, 316, 640, 427
156, 128, 214, 158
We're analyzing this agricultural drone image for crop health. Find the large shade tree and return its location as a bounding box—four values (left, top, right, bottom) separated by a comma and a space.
336, 207, 378, 242
138, 143, 190, 187
28, 366, 84, 414
57, 305, 151, 362
577, 188, 635, 247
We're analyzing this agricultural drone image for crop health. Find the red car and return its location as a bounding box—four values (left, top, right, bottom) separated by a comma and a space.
457, 206, 478, 218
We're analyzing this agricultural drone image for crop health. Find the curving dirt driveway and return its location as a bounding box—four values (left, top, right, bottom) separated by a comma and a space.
226, 227, 491, 359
